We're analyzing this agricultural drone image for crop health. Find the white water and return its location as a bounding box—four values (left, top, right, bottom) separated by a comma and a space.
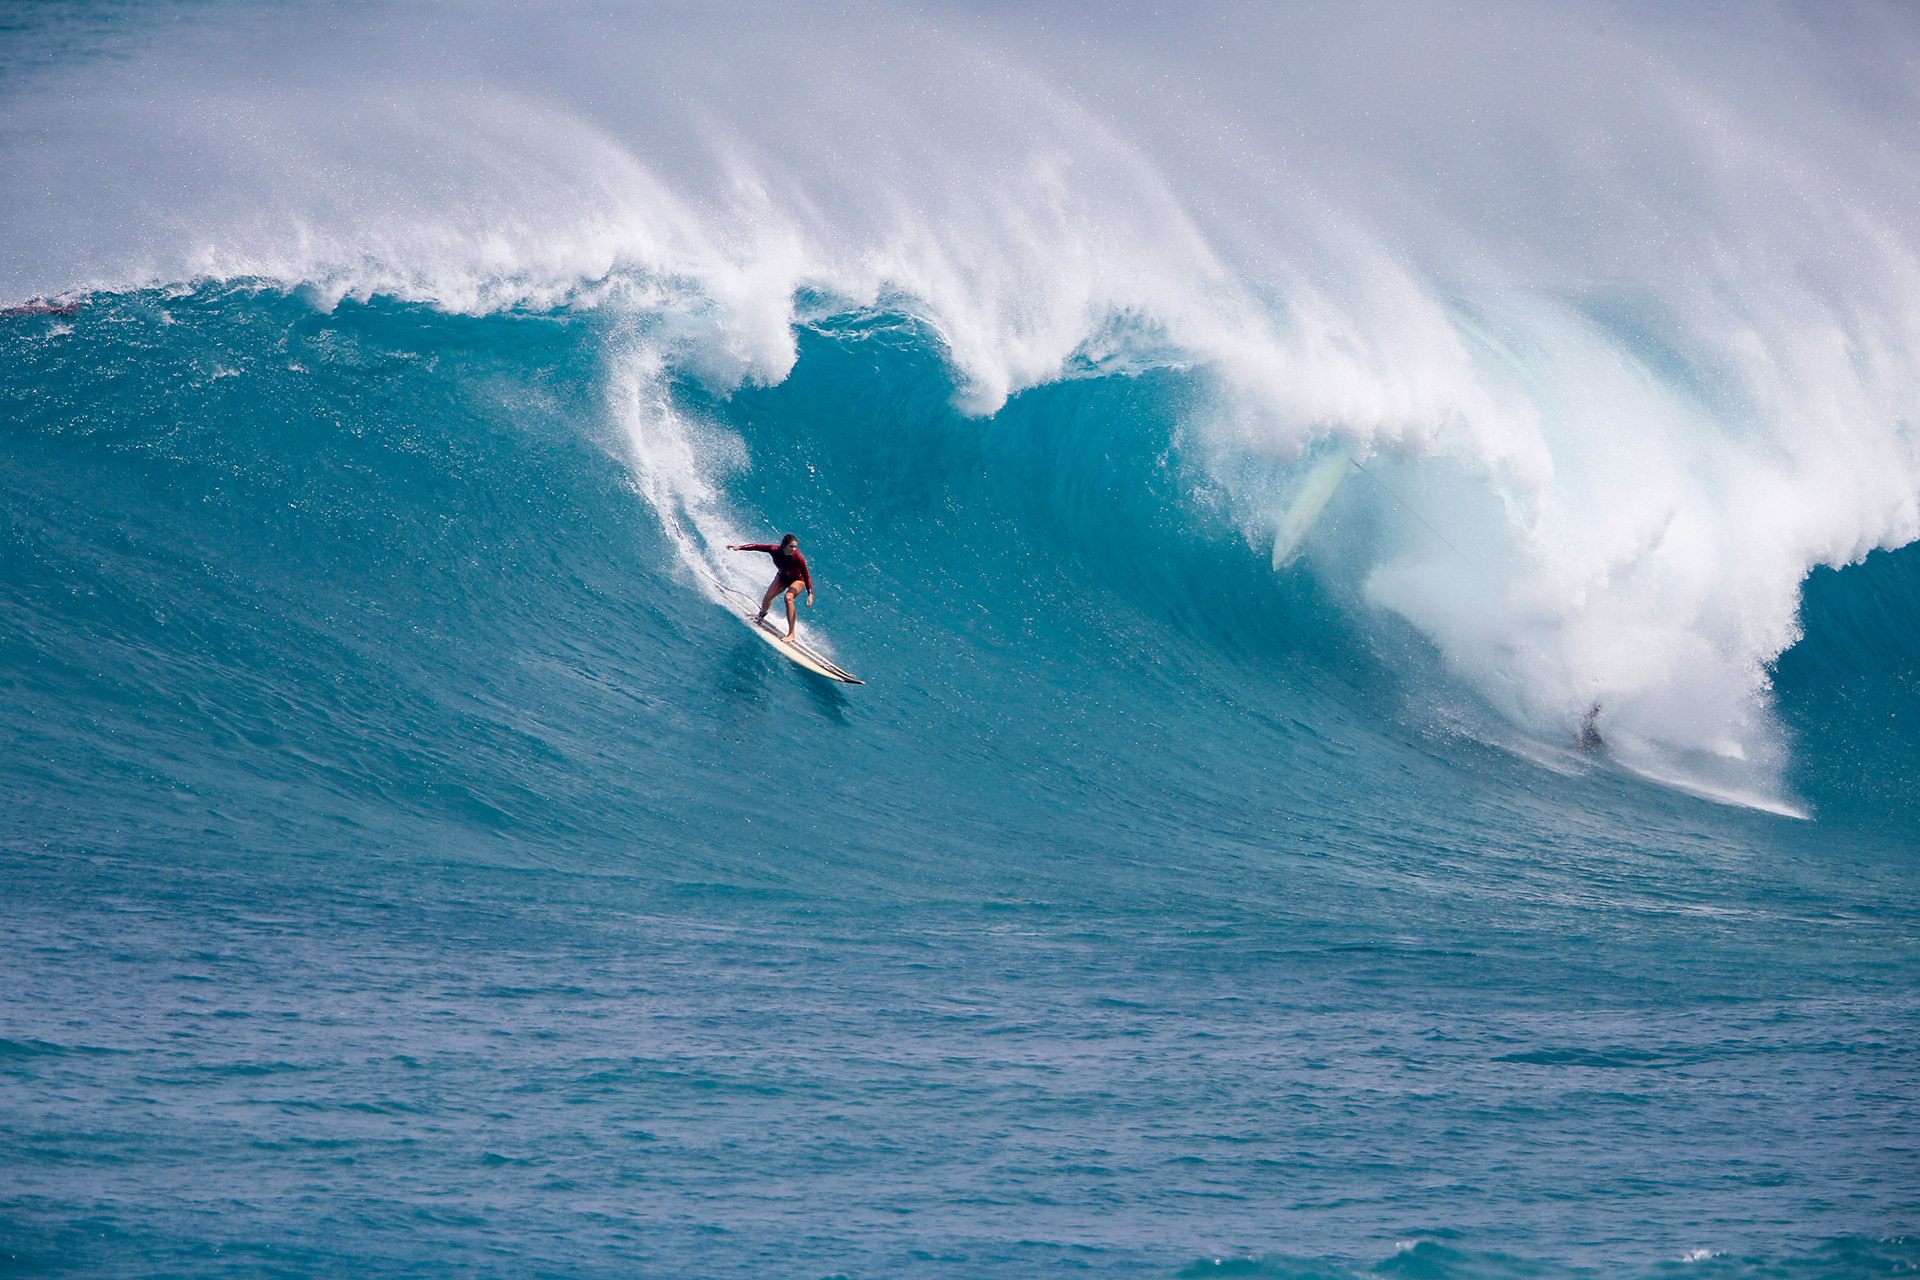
8, 0, 1920, 804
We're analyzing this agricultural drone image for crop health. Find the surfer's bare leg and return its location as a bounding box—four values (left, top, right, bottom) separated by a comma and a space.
782, 582, 801, 640
756, 578, 783, 621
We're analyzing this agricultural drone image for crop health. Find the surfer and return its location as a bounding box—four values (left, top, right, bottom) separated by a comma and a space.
1578, 703, 1604, 751
726, 534, 813, 641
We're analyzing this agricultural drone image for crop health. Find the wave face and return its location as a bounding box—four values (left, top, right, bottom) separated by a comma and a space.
9, 0, 1920, 799
2, 3, 1918, 1278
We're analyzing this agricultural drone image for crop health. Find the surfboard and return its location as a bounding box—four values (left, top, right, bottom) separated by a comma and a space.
1271, 449, 1353, 569
711, 580, 865, 684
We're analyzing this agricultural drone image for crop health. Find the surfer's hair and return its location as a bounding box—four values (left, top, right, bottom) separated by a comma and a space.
779, 533, 798, 548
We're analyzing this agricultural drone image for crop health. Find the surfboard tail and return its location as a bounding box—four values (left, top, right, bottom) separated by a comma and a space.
710, 577, 864, 683
1272, 449, 1353, 570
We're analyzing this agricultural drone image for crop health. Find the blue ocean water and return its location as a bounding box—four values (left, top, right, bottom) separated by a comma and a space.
4, 4, 1920, 1277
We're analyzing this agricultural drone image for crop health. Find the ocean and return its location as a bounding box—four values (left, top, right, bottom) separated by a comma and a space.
2, 3, 1918, 1277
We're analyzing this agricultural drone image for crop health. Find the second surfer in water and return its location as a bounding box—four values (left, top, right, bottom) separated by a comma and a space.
726, 534, 813, 641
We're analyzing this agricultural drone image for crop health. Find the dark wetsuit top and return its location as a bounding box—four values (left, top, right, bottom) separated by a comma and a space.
739, 544, 812, 591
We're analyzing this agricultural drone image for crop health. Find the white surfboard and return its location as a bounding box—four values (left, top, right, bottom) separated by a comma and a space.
1272, 449, 1353, 569
711, 580, 865, 684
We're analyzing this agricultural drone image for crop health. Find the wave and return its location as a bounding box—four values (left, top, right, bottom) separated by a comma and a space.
0, 283, 1907, 864
5, 0, 1920, 810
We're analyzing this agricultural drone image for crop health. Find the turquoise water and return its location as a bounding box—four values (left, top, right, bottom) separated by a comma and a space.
4, 3, 1920, 1276
2, 287, 1916, 1278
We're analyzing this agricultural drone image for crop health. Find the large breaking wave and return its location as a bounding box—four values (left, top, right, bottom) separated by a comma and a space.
7, 9, 1920, 1275
5, 0, 1920, 811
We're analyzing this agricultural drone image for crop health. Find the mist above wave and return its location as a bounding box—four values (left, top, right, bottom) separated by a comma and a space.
7, 0, 1919, 806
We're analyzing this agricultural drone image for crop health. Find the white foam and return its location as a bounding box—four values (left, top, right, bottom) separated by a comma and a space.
601, 323, 758, 608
